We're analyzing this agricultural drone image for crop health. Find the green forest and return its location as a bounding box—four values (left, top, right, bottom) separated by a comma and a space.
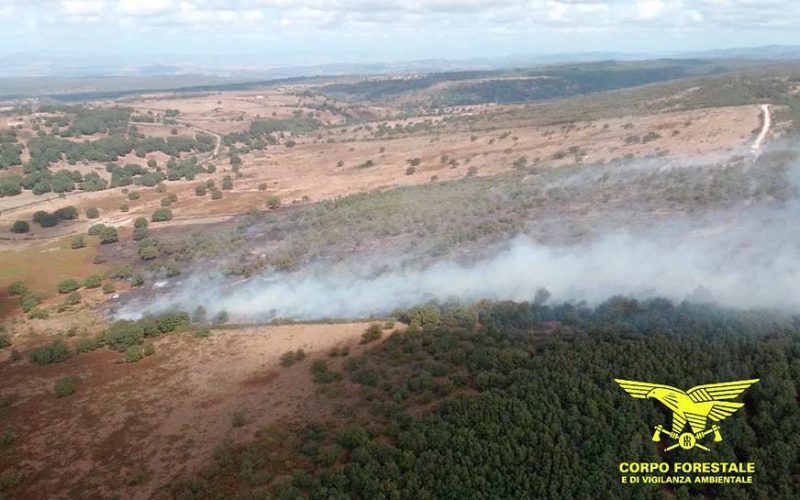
171, 298, 800, 499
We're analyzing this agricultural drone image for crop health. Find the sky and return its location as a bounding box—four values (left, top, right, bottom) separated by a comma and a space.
1, 1, 799, 68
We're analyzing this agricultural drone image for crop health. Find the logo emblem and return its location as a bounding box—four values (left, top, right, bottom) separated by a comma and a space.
615, 378, 759, 452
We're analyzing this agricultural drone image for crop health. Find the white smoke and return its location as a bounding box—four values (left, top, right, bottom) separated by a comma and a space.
116, 201, 800, 321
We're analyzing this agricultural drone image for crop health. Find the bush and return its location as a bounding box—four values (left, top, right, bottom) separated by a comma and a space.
27, 307, 50, 320
0, 427, 15, 449
76, 337, 102, 353
83, 274, 102, 288
64, 291, 81, 305
57, 279, 80, 294
102, 282, 116, 294
151, 208, 173, 222
143, 343, 155, 357
29, 341, 72, 365
70, 235, 85, 249
133, 217, 148, 229
133, 226, 149, 241
20, 292, 41, 312
123, 345, 143, 363
211, 189, 223, 200
222, 176, 233, 190
195, 185, 207, 196
405, 166, 416, 175
7, 281, 27, 296
360, 323, 383, 344
127, 191, 141, 200
194, 327, 212, 338
311, 359, 342, 384
280, 349, 306, 367
231, 412, 246, 427
54, 376, 80, 398
266, 195, 281, 209
88, 223, 106, 235
139, 244, 159, 261
258, 183, 268, 191
120, 204, 129, 212
105, 321, 145, 350
10, 220, 29, 233
131, 273, 145, 287
85, 207, 100, 219
0, 330, 11, 349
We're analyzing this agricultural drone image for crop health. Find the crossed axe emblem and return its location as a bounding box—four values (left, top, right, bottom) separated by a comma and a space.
651, 424, 722, 452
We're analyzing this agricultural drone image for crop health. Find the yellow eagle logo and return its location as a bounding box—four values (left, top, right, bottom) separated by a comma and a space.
614, 378, 759, 452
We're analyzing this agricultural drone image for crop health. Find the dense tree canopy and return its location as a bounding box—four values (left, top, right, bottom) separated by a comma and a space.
174, 298, 800, 499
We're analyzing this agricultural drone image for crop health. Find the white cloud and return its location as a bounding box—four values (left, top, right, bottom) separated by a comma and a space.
117, 0, 173, 17
633, 0, 665, 21
62, 0, 105, 16
0, 0, 798, 61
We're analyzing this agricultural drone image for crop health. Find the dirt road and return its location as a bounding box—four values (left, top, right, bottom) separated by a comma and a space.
751, 104, 770, 154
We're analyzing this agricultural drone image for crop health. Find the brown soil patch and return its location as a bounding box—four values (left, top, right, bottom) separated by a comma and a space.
0, 322, 373, 499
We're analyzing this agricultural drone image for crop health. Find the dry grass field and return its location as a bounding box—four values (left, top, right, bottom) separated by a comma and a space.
0, 322, 376, 499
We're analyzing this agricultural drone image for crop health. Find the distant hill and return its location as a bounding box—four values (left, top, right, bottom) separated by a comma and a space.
682, 45, 800, 60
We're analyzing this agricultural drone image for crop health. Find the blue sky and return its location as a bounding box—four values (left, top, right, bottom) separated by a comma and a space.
1, 1, 799, 66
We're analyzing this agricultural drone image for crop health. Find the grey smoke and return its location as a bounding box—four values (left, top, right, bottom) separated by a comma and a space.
116, 200, 800, 321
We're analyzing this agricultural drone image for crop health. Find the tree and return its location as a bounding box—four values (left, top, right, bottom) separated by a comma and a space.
192, 306, 207, 323
88, 223, 106, 235
54, 206, 78, 220
10, 220, 29, 233
151, 208, 173, 222
99, 227, 119, 244
212, 310, 229, 325
134, 217, 148, 229
85, 207, 100, 219
222, 175, 233, 190
195, 185, 207, 196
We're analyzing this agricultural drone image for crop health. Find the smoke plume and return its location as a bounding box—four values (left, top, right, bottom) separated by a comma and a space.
116, 199, 800, 321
